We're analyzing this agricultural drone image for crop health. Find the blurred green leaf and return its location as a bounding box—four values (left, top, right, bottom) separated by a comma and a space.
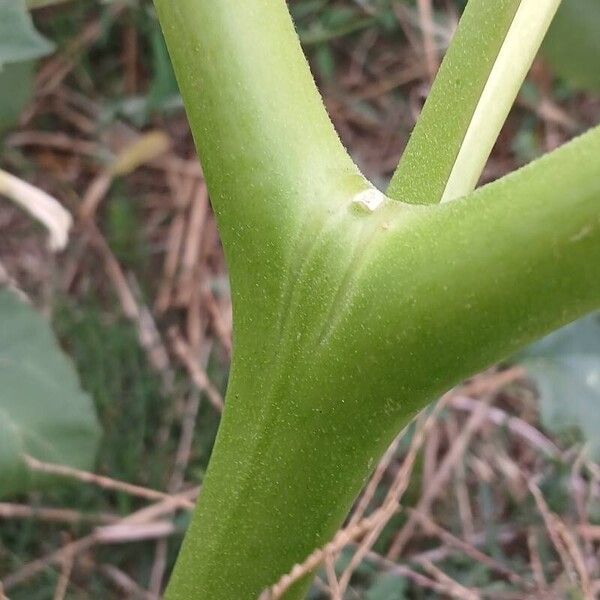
543, 0, 600, 91
298, 7, 375, 45
147, 27, 180, 111
289, 0, 328, 21
106, 193, 141, 266
0, 0, 54, 68
520, 313, 600, 459
0, 60, 34, 134
0, 0, 53, 132
26, 0, 73, 8
313, 44, 336, 81
365, 572, 408, 600
0, 290, 101, 497
511, 122, 543, 166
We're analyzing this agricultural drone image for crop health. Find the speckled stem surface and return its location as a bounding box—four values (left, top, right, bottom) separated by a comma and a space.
154, 1, 600, 598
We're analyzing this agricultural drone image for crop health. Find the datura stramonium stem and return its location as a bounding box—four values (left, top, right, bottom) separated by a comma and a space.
154, 1, 598, 598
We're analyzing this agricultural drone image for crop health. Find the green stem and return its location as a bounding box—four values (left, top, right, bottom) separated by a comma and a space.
154, 0, 367, 268
153, 1, 599, 599
165, 122, 600, 598
387, 0, 561, 204
154, 0, 378, 358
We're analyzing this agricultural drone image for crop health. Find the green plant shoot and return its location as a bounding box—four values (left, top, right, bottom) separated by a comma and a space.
153, 1, 600, 598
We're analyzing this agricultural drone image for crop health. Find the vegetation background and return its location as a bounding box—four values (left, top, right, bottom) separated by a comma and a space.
0, 1, 599, 598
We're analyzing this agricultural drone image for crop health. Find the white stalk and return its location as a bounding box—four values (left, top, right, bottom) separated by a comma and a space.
441, 0, 562, 203
0, 169, 72, 251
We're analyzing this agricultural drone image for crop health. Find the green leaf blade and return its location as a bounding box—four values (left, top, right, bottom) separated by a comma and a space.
543, 0, 600, 92
0, 61, 35, 134
0, 0, 54, 69
521, 313, 600, 459
0, 290, 101, 497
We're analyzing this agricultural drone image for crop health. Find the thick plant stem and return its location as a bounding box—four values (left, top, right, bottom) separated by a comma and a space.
153, 0, 367, 265
164, 123, 600, 599
154, 1, 600, 599
154, 0, 374, 367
